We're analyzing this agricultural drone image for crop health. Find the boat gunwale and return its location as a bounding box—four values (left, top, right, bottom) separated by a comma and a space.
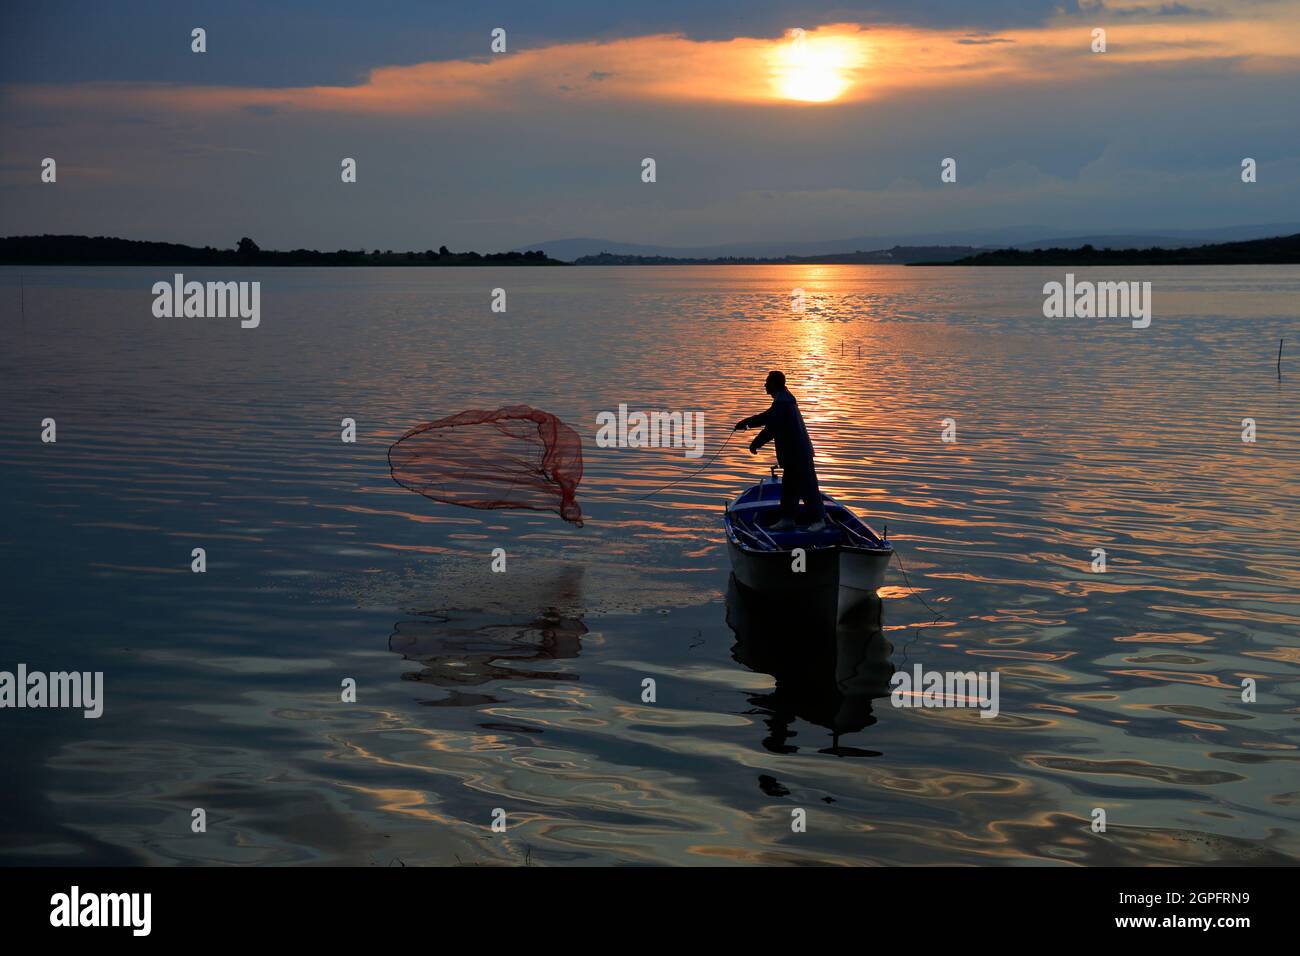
724, 482, 892, 557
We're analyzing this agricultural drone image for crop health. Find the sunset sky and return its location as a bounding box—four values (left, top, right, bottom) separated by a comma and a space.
2, 0, 1298, 251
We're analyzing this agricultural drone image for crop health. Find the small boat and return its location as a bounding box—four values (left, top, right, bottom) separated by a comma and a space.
724, 468, 893, 620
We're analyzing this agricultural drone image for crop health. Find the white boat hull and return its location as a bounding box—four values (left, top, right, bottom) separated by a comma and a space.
726, 539, 890, 622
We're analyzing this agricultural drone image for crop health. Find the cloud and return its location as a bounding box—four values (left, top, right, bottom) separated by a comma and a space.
7, 11, 1298, 119
0, 2, 1137, 88
1078, 1, 1215, 18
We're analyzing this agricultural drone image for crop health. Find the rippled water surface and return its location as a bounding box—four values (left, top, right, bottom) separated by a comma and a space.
1, 265, 1297, 865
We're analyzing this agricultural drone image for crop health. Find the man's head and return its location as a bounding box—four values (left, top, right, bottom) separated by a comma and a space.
764, 370, 786, 395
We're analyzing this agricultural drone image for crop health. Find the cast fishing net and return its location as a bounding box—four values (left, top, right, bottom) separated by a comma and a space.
388, 405, 584, 525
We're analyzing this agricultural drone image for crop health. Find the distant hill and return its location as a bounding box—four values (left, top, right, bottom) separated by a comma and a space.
516, 222, 1300, 262
513, 238, 673, 261
573, 246, 979, 265
0, 235, 566, 267
930, 233, 1300, 266
518, 230, 1040, 261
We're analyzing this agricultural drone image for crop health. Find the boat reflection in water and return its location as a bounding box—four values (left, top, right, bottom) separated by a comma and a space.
725, 574, 894, 757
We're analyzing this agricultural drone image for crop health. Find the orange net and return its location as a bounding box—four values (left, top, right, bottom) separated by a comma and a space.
389, 405, 584, 526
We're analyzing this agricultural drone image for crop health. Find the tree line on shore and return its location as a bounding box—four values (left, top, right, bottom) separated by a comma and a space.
0, 235, 565, 266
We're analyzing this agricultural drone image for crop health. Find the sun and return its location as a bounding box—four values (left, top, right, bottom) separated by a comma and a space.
772, 28, 862, 103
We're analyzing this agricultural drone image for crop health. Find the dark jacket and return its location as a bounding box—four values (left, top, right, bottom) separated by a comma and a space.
738, 388, 817, 475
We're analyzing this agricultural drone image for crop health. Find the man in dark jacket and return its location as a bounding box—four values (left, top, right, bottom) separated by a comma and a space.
734, 370, 826, 532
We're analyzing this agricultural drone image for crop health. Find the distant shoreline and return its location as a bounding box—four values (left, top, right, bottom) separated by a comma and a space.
918, 232, 1300, 266
569, 247, 976, 266
0, 235, 568, 267
578, 233, 1300, 266
4, 232, 1299, 267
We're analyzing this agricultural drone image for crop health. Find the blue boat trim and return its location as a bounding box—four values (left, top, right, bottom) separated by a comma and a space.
724, 475, 892, 556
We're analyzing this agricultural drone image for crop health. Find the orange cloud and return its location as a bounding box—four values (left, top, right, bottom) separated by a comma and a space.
7, 12, 1299, 117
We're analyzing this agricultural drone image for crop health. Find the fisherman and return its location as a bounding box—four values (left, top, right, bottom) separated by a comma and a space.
734, 370, 825, 532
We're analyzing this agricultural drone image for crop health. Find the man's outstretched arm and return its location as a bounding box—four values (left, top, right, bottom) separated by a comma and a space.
735, 403, 775, 431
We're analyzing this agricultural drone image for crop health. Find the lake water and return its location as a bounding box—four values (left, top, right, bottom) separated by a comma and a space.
1, 264, 1296, 865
